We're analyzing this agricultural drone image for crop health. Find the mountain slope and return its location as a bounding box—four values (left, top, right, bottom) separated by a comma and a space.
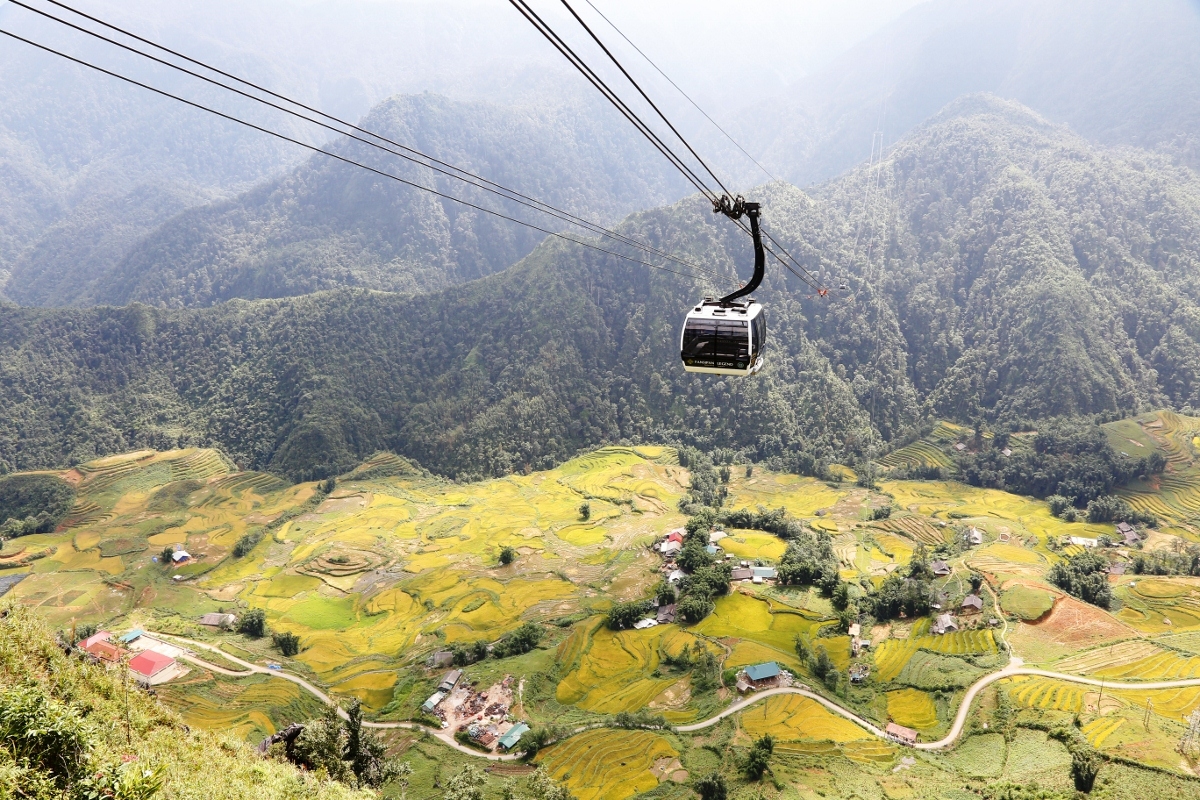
23, 93, 689, 308
739, 0, 1200, 186
3, 98, 1200, 480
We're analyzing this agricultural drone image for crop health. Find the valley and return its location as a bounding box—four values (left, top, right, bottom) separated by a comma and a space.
6, 411, 1200, 798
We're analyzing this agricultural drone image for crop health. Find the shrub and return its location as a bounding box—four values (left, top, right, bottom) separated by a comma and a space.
579, 502, 590, 521
452, 640, 488, 666
499, 546, 517, 565
869, 505, 893, 521
159, 546, 176, 566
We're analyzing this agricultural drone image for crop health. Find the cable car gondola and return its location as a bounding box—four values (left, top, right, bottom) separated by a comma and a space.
680, 199, 766, 377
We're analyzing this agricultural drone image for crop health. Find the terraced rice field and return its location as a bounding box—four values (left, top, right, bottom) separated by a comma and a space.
556, 624, 699, 713
1115, 578, 1200, 633
873, 626, 997, 682
694, 593, 826, 670
537, 729, 677, 800
885, 688, 938, 730
717, 531, 787, 561
1082, 717, 1126, 748
725, 473, 848, 518
1006, 677, 1087, 712
157, 673, 325, 743
739, 695, 871, 742
877, 440, 954, 471
871, 516, 946, 546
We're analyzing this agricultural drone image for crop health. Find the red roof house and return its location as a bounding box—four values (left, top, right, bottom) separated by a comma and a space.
129, 650, 175, 679
81, 640, 122, 663
667, 531, 684, 544
79, 631, 111, 649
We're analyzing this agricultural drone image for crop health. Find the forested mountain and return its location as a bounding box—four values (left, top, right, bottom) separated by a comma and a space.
3, 97, 1200, 481
738, 0, 1200, 186
76, 93, 688, 308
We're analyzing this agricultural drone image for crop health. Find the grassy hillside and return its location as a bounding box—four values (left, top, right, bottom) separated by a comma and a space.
0, 605, 370, 799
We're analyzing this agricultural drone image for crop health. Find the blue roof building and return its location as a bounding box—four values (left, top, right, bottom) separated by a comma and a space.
497, 722, 530, 751
705, 544, 720, 556
119, 629, 144, 644
743, 662, 780, 682
751, 566, 777, 579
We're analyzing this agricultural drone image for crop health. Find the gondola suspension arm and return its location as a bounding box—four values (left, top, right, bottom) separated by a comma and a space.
713, 197, 764, 305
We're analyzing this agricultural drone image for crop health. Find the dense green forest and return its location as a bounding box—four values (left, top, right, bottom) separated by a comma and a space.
2, 97, 1200, 481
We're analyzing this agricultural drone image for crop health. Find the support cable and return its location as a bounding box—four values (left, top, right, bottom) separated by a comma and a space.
0, 27, 725, 285
12, 0, 711, 276
579, 0, 779, 184
507, 0, 719, 203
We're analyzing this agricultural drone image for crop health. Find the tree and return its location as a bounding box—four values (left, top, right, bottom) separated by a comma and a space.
744, 734, 774, 780
320, 478, 336, 494
606, 600, 652, 630
492, 622, 543, 658
579, 502, 591, 521
793, 634, 810, 664
675, 593, 714, 624
159, 546, 175, 566
291, 705, 352, 783
810, 645, 835, 684
238, 608, 267, 638
499, 546, 517, 565
272, 631, 301, 656
832, 581, 852, 611
969, 572, 984, 593
1070, 747, 1102, 793
443, 765, 487, 800
653, 580, 675, 606
528, 770, 572, 800
452, 640, 489, 666
694, 772, 727, 800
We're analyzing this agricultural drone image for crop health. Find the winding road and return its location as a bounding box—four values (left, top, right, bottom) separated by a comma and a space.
153, 631, 1200, 757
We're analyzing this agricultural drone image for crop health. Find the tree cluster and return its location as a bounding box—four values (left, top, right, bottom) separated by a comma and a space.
0, 475, 75, 538
1047, 551, 1113, 609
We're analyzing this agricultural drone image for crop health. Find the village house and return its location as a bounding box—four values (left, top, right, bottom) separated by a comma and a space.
199, 612, 236, 628
705, 544, 721, 556
886, 722, 920, 746
438, 670, 462, 693
849, 664, 870, 683
730, 567, 753, 582
660, 540, 682, 556
118, 629, 144, 645
497, 722, 529, 751
751, 566, 777, 581
667, 568, 685, 583
961, 594, 984, 613
967, 527, 984, 546
1068, 536, 1098, 548
1116, 522, 1142, 547
421, 691, 445, 714
741, 661, 781, 690
931, 560, 952, 577
709, 531, 726, 544
128, 650, 176, 683
171, 550, 191, 564
633, 618, 658, 629
932, 613, 958, 635
656, 604, 677, 624
427, 650, 454, 668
